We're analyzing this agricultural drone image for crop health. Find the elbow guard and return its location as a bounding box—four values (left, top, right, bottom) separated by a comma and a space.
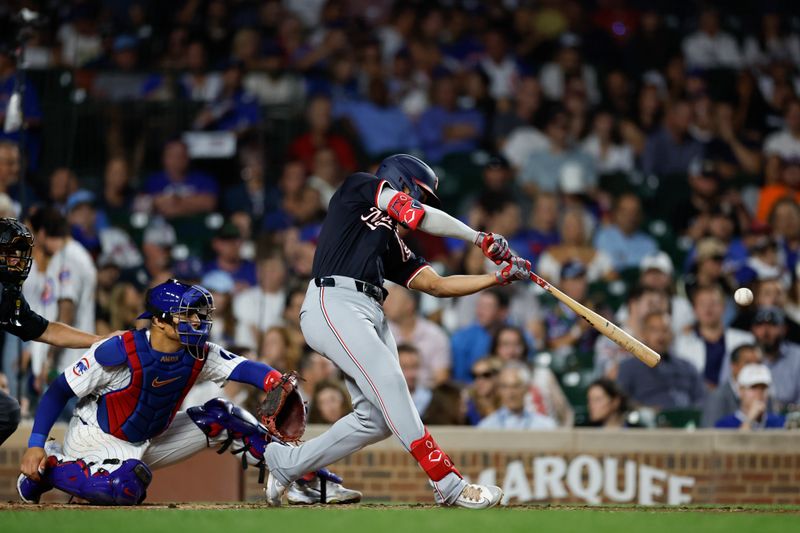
387, 192, 426, 230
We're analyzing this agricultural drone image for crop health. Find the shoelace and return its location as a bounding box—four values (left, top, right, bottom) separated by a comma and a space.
460, 485, 483, 502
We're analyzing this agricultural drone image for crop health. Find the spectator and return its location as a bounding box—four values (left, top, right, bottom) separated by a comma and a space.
385, 284, 451, 388
532, 262, 599, 362
308, 380, 353, 425
262, 160, 323, 233
684, 237, 734, 299
99, 156, 134, 229
233, 253, 287, 350
538, 207, 614, 283
681, 6, 742, 70
581, 109, 635, 176
422, 382, 467, 426
297, 349, 337, 404
193, 60, 260, 135
763, 99, 800, 161
539, 33, 600, 104
398, 344, 433, 417
204, 223, 257, 290
587, 378, 630, 428
333, 77, 419, 158
672, 159, 724, 237
701, 344, 765, 427
637, 252, 695, 335
47, 168, 78, 212
143, 139, 218, 219
477, 364, 557, 430
201, 270, 236, 348
57, 6, 103, 67
260, 326, 302, 372
451, 289, 509, 384
595, 286, 670, 378
65, 189, 108, 257
139, 219, 176, 284
244, 44, 305, 108
0, 141, 38, 214
478, 28, 520, 101
617, 312, 705, 410
641, 99, 704, 177
715, 364, 785, 429
519, 106, 596, 195
673, 284, 755, 387
465, 357, 501, 425
593, 193, 658, 271
91, 35, 148, 101
417, 74, 484, 164
289, 94, 357, 174
107, 282, 143, 332
26, 208, 97, 389
490, 325, 574, 427
492, 75, 543, 146
748, 306, 800, 410
742, 12, 800, 69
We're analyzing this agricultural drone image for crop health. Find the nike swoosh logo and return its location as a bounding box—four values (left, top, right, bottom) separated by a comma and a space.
152, 376, 182, 388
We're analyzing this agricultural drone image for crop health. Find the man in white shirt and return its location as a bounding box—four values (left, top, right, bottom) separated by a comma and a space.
27, 208, 97, 380
763, 100, 800, 160
478, 364, 556, 430
398, 344, 432, 417
232, 254, 287, 349
682, 7, 742, 70
385, 283, 451, 387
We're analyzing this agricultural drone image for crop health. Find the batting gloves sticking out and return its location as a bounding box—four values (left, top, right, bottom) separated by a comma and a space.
475, 232, 512, 265
495, 256, 532, 285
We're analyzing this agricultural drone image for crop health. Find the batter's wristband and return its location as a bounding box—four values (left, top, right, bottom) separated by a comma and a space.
28, 433, 47, 448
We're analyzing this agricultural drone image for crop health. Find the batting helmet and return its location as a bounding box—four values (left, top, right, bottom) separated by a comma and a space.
375, 154, 441, 208
0, 217, 34, 284
138, 279, 215, 359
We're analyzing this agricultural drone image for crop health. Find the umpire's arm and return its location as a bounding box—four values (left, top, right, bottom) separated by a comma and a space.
36, 321, 103, 349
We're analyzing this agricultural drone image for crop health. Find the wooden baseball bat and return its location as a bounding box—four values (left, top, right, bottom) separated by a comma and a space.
528, 270, 661, 368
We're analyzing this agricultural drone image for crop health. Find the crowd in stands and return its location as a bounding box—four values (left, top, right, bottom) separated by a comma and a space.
2, 0, 800, 432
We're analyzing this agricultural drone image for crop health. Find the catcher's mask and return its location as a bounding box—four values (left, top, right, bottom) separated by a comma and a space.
139, 279, 215, 359
0, 217, 34, 284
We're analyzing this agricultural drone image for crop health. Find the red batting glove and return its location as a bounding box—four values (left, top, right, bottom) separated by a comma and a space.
495, 256, 532, 285
475, 232, 512, 264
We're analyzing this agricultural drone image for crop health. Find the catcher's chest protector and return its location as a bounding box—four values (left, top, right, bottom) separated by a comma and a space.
97, 330, 205, 442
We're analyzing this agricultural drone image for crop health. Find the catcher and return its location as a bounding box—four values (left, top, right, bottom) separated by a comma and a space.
17, 279, 356, 505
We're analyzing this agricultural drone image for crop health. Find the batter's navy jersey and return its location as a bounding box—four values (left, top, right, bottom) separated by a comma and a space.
312, 172, 428, 288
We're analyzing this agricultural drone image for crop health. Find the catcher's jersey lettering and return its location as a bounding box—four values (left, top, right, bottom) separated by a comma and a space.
312, 172, 428, 287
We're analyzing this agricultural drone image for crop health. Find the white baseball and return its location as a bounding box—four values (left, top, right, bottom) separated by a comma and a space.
734, 288, 754, 306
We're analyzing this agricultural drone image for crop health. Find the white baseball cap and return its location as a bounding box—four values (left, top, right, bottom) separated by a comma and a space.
640, 251, 674, 276
737, 364, 772, 388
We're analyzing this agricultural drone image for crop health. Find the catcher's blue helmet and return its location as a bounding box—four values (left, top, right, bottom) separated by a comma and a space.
138, 279, 214, 359
375, 154, 441, 208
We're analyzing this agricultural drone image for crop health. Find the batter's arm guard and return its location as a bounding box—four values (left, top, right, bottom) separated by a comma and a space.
386, 191, 426, 230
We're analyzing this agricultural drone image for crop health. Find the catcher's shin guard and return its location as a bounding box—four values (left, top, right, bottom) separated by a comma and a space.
409, 428, 461, 482
44, 457, 151, 505
187, 397, 271, 482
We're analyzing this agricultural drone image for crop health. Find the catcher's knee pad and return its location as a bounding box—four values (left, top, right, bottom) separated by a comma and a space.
187, 398, 269, 479
46, 458, 151, 506
409, 428, 461, 482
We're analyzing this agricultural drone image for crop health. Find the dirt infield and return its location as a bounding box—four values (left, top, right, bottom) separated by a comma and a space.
3, 502, 800, 513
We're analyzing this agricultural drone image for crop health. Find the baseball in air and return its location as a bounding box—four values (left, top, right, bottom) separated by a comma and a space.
734, 288, 754, 306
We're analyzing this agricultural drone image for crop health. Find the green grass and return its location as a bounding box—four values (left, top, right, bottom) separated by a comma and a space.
3, 506, 799, 533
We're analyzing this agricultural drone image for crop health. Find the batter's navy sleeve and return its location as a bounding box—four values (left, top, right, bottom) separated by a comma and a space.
228, 360, 277, 391
382, 231, 429, 287
28, 374, 76, 447
0, 389, 21, 446
0, 287, 49, 341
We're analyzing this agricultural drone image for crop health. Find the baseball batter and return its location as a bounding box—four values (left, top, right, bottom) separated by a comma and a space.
265, 154, 532, 509
18, 279, 358, 505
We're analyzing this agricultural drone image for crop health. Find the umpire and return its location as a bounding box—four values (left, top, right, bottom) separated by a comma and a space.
0, 217, 106, 446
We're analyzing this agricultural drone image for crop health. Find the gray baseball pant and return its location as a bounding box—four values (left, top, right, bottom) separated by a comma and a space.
265, 278, 466, 503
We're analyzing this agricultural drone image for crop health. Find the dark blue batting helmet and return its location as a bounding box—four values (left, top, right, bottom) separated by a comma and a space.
375, 154, 441, 208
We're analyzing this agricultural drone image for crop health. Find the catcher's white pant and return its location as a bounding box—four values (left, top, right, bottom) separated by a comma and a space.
59, 412, 231, 474
265, 279, 466, 503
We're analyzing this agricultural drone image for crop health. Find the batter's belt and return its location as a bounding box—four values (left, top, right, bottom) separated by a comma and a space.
314, 276, 387, 304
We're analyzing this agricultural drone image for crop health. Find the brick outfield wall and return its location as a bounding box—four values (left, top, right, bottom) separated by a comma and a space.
2, 425, 799, 505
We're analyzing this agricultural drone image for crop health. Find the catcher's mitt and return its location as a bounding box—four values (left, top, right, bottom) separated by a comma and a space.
257, 371, 307, 442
